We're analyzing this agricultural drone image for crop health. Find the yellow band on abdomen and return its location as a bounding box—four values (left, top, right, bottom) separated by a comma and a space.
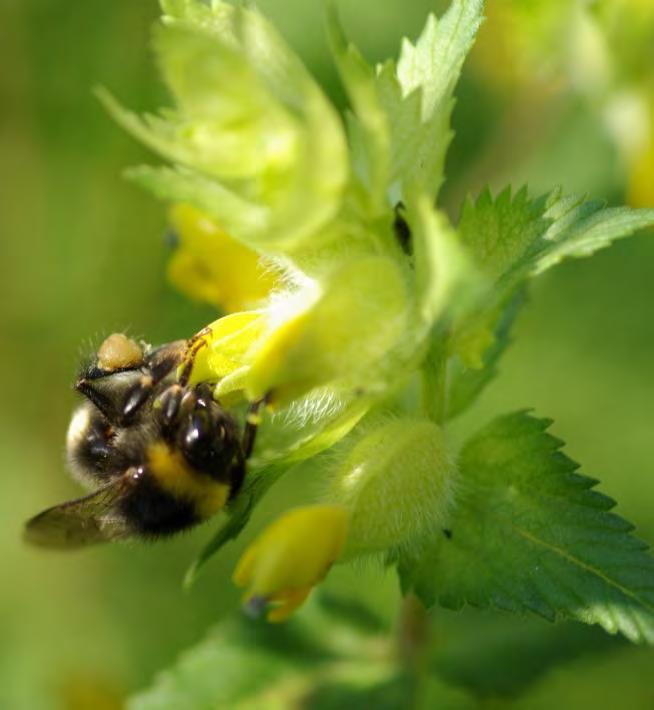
147, 441, 230, 519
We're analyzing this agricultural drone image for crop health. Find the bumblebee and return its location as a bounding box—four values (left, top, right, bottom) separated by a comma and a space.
25, 332, 257, 548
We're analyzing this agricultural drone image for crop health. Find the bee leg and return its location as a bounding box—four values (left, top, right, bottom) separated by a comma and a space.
155, 384, 184, 434
121, 342, 199, 425
178, 327, 213, 387
227, 454, 246, 500
242, 397, 268, 459
193, 382, 215, 409
146, 340, 186, 383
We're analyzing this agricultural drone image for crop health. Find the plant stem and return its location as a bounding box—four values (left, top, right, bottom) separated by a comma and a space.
421, 337, 448, 425
397, 593, 431, 707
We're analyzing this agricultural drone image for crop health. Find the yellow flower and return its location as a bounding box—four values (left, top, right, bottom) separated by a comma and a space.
167, 204, 277, 313
244, 255, 408, 403
627, 127, 654, 208
233, 505, 348, 622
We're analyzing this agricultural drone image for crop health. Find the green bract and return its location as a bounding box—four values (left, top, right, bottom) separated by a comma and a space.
105, 0, 654, 642
99, 0, 348, 256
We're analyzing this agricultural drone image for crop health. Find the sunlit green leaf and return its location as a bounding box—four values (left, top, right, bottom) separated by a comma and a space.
399, 411, 654, 643
327, 0, 483, 208
533, 191, 654, 273
379, 0, 484, 202
445, 186, 654, 418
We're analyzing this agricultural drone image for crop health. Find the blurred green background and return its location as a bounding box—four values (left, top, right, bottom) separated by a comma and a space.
1, 1, 653, 708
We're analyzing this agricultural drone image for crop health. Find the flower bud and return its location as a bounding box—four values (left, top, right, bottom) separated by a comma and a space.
327, 419, 455, 558
233, 505, 348, 622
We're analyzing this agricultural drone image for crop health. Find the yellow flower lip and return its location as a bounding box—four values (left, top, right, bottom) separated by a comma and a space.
167, 203, 277, 313
233, 505, 348, 622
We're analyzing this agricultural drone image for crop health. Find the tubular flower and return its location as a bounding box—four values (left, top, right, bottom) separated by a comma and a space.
233, 506, 348, 622
167, 203, 277, 312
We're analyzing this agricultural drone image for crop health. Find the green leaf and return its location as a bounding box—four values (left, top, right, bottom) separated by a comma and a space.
409, 191, 484, 333
457, 185, 654, 289
446, 187, 654, 416
327, 0, 483, 208
458, 185, 548, 285
127, 600, 387, 709
378, 0, 484, 202
326, 6, 390, 214
128, 597, 477, 709
127, 614, 325, 710
399, 411, 654, 643
445, 288, 525, 420
532, 190, 654, 274
124, 164, 269, 238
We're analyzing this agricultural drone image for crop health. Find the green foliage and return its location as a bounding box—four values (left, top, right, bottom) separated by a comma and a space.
329, 0, 483, 206
532, 191, 654, 274
128, 597, 476, 709
104, 0, 654, 649
100, 0, 348, 256
456, 185, 654, 288
445, 288, 524, 420
446, 187, 654, 414
386, 0, 483, 201
6, 0, 654, 707
399, 412, 654, 643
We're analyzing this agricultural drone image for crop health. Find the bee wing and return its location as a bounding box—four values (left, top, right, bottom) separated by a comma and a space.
24, 473, 136, 549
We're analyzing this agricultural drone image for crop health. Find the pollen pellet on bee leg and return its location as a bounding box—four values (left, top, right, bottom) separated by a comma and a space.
97, 333, 144, 371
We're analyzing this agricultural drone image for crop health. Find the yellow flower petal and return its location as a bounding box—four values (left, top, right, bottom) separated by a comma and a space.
167, 203, 277, 313
182, 311, 266, 389
266, 588, 311, 623
245, 256, 408, 403
627, 133, 654, 208
233, 505, 348, 621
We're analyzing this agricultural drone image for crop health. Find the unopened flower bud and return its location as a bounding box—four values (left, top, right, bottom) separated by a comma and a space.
327, 419, 455, 558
